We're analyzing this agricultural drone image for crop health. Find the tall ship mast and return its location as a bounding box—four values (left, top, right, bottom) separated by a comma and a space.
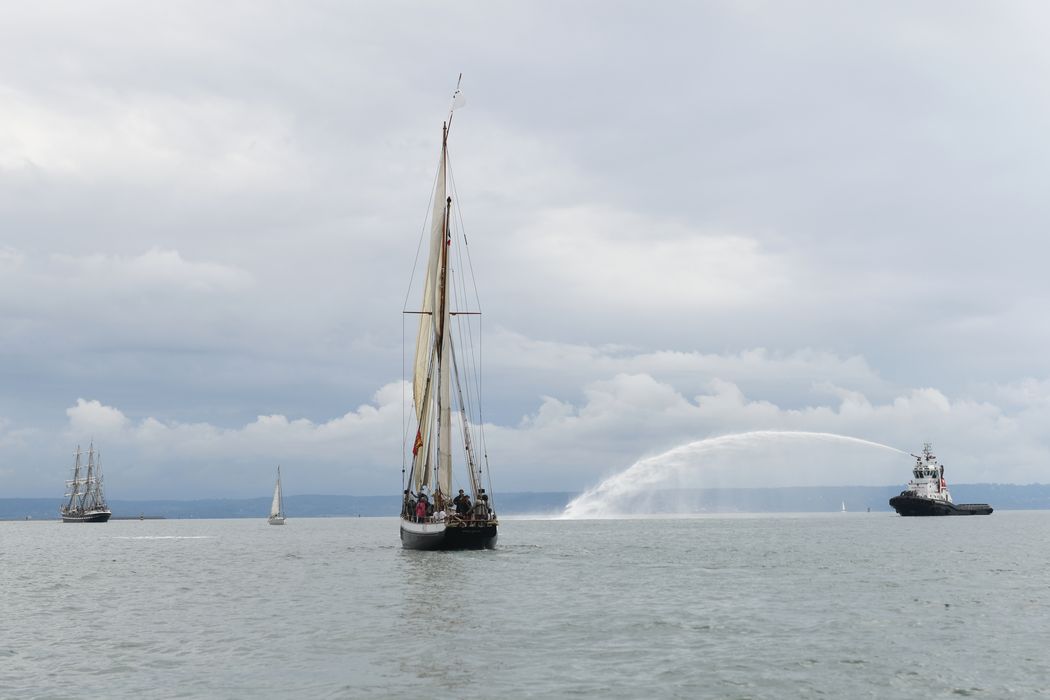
60, 442, 112, 523
399, 76, 498, 550
889, 443, 992, 516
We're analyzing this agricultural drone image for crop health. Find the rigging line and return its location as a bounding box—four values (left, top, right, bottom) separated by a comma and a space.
401, 151, 443, 313
402, 311, 406, 487
445, 190, 483, 435
448, 337, 482, 494
447, 160, 487, 438
446, 152, 484, 312
445, 154, 489, 488
450, 246, 483, 470
444, 257, 482, 490
444, 144, 493, 501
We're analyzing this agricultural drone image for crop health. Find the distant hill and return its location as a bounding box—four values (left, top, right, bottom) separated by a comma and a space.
3, 484, 1048, 520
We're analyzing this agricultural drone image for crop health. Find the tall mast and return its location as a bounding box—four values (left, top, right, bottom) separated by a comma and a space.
435, 122, 454, 500
66, 446, 83, 512
84, 443, 96, 510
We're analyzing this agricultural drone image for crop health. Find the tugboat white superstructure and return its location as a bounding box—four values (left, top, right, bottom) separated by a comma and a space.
399, 76, 497, 550
60, 443, 111, 523
889, 443, 992, 516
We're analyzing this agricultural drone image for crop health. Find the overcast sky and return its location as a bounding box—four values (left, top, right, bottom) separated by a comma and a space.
3, 1, 1050, 499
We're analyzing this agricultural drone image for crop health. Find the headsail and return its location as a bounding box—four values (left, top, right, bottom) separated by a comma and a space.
270, 466, 283, 518
410, 140, 447, 493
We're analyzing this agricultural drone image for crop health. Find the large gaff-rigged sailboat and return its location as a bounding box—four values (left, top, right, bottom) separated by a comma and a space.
268, 465, 286, 525
60, 443, 111, 523
400, 77, 498, 550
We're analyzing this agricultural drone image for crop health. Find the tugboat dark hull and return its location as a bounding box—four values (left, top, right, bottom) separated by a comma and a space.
889, 495, 992, 516
400, 519, 498, 550
61, 511, 112, 523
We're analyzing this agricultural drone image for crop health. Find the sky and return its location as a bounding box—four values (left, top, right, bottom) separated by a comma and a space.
3, 1, 1050, 499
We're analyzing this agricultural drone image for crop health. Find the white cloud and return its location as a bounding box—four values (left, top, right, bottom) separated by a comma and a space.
52, 248, 252, 294
505, 206, 787, 310
32, 360, 1050, 500
66, 398, 130, 436
0, 85, 307, 192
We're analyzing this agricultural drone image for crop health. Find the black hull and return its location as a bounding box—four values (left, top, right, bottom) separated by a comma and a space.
61, 512, 112, 523
400, 521, 498, 551
889, 495, 992, 516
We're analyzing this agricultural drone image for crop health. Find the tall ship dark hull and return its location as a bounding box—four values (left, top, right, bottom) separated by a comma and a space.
889, 494, 992, 516
61, 510, 112, 523
400, 519, 497, 551
61, 443, 110, 523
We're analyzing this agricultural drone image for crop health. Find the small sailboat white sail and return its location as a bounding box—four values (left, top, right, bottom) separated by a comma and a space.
841, 501, 847, 513
60, 442, 111, 523
268, 466, 286, 525
399, 76, 498, 550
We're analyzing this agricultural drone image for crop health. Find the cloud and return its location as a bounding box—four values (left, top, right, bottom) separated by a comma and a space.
485, 371, 1046, 492
4, 2, 1050, 502
66, 398, 130, 436
28, 357, 1049, 500
0, 82, 307, 192
502, 205, 788, 311
52, 248, 252, 294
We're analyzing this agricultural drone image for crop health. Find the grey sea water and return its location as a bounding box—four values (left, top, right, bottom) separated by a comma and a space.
2, 512, 1048, 698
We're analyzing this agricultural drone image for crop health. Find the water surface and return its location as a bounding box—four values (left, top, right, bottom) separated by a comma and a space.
2, 512, 1047, 698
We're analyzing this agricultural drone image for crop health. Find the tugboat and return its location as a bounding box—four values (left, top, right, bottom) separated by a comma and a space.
889, 443, 992, 516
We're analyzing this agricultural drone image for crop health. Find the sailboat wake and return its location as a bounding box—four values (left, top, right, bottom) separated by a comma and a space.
562, 431, 905, 519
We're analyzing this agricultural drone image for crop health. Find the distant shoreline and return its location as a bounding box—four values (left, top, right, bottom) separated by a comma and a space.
5, 484, 1050, 520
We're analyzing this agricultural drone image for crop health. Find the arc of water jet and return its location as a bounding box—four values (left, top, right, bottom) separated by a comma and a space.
562, 430, 905, 519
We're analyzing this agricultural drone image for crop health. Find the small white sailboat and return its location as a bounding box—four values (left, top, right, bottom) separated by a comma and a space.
268, 466, 286, 525
841, 501, 847, 513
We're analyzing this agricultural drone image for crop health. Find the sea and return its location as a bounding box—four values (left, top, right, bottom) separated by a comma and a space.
2, 511, 1048, 699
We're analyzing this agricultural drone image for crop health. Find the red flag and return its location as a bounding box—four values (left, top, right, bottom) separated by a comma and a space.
412, 429, 423, 456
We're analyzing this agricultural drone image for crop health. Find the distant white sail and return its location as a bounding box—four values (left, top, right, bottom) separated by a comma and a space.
268, 466, 285, 524
270, 480, 282, 517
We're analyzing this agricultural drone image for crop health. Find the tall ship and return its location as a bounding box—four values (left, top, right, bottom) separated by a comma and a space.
268, 465, 286, 525
889, 443, 992, 516
60, 443, 112, 523
399, 76, 498, 550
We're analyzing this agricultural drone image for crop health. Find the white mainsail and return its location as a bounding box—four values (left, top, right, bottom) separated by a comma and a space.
270, 466, 284, 519
410, 153, 447, 493
410, 132, 457, 501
